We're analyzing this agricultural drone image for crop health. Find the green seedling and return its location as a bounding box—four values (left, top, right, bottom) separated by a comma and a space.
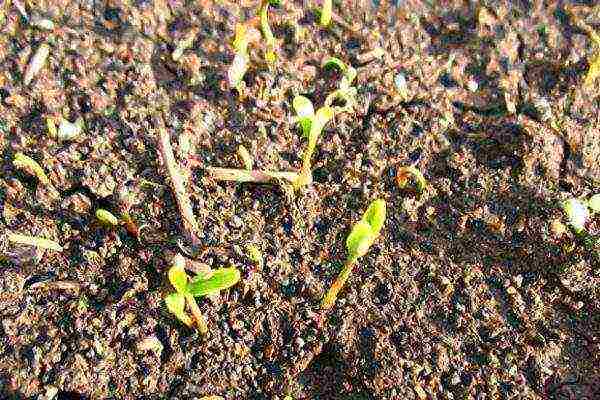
6, 232, 62, 251
165, 254, 241, 333
260, 0, 281, 64
207, 167, 299, 185
228, 24, 251, 93
96, 209, 119, 226
562, 194, 600, 234
396, 165, 427, 194
13, 152, 50, 185
322, 58, 358, 113
320, 0, 332, 27
292, 95, 334, 188
321, 199, 386, 309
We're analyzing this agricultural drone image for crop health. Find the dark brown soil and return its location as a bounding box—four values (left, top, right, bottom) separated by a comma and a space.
1, 1, 600, 399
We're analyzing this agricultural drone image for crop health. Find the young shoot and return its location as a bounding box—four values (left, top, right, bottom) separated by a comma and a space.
228, 24, 253, 93
562, 194, 600, 234
321, 199, 386, 309
207, 167, 299, 185
396, 165, 427, 194
96, 209, 119, 227
7, 232, 63, 252
259, 0, 281, 64
320, 0, 332, 27
322, 57, 358, 113
13, 152, 50, 186
292, 95, 334, 189
165, 254, 240, 333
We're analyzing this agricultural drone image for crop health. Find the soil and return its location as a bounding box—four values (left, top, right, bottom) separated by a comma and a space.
1, 0, 600, 399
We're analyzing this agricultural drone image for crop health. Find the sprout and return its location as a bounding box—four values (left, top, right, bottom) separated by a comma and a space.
95, 209, 119, 226
57, 117, 84, 142
24, 43, 50, 85
237, 145, 254, 170
259, 0, 280, 64
6, 232, 63, 252
320, 0, 332, 27
322, 57, 358, 113
165, 254, 240, 333
562, 198, 589, 234
321, 199, 386, 309
396, 165, 427, 194
13, 152, 50, 186
292, 96, 334, 189
228, 24, 251, 93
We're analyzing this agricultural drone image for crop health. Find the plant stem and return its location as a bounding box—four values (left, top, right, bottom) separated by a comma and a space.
185, 294, 208, 335
321, 257, 356, 309
154, 114, 201, 248
207, 167, 299, 184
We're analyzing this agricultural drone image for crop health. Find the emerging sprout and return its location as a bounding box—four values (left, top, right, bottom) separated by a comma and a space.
322, 57, 358, 113
320, 0, 332, 27
13, 152, 50, 186
260, 0, 281, 64
292, 95, 334, 188
396, 165, 427, 194
6, 232, 63, 252
562, 198, 589, 234
322, 199, 386, 309
237, 145, 254, 170
56, 117, 85, 142
96, 209, 119, 226
165, 254, 240, 333
228, 24, 251, 93
24, 43, 50, 85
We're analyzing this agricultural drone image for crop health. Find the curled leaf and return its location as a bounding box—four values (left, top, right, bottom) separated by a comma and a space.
346, 220, 375, 260
13, 152, 50, 185
188, 267, 241, 297
322, 57, 347, 73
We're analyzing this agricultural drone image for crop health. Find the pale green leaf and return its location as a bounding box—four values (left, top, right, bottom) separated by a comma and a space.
165, 292, 185, 317
188, 267, 241, 297
168, 257, 189, 294
362, 199, 386, 235
346, 220, 375, 260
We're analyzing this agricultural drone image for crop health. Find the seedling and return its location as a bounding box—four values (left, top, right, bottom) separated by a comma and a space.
396, 165, 427, 194
6, 232, 62, 251
322, 58, 358, 113
96, 209, 119, 226
13, 152, 50, 185
321, 199, 386, 309
260, 0, 281, 64
165, 254, 240, 333
237, 145, 254, 170
207, 167, 299, 185
320, 0, 332, 27
292, 95, 334, 188
562, 194, 600, 234
228, 24, 252, 93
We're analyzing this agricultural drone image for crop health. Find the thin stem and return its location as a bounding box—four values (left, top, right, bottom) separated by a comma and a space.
207, 167, 299, 184
154, 114, 201, 248
321, 257, 357, 309
185, 294, 208, 335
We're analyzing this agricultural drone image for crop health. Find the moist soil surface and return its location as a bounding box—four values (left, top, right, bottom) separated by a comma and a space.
1, 1, 600, 399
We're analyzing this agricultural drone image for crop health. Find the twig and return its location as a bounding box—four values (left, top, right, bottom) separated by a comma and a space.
153, 114, 201, 248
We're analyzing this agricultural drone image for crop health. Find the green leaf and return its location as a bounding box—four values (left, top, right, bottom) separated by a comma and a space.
588, 194, 600, 213
362, 199, 386, 235
322, 57, 347, 73
165, 292, 192, 326
188, 267, 241, 297
168, 256, 189, 294
346, 220, 375, 260
319, 0, 332, 27
293, 95, 314, 137
96, 209, 119, 226
312, 106, 334, 133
